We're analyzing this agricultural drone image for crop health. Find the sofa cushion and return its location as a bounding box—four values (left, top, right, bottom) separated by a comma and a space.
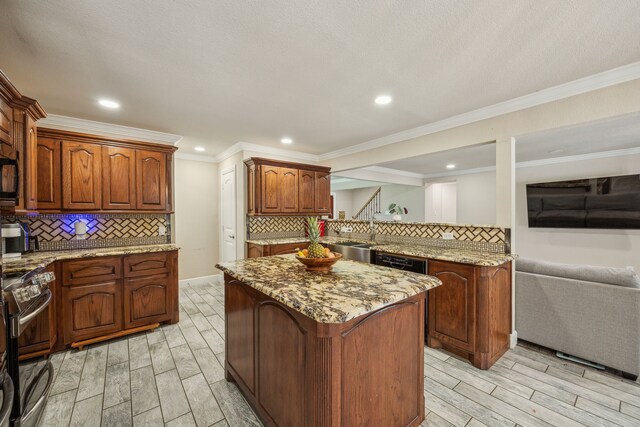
586, 210, 640, 228
585, 192, 640, 211
516, 257, 640, 288
535, 210, 586, 227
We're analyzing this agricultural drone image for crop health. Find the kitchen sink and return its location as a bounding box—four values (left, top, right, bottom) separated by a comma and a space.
326, 242, 374, 263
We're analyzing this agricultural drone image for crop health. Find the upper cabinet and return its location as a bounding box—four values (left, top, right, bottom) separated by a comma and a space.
0, 70, 47, 211
37, 128, 175, 213
245, 157, 331, 216
62, 141, 102, 210
103, 146, 136, 210
136, 150, 167, 210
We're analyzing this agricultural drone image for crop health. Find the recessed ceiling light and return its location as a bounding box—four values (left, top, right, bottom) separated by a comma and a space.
98, 99, 120, 109
446, 164, 456, 169
194, 146, 205, 152
281, 137, 293, 144
374, 95, 392, 105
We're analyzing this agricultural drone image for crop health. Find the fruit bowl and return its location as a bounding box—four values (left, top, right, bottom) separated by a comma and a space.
295, 252, 342, 272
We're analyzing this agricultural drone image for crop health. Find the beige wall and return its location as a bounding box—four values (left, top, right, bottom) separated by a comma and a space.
174, 158, 219, 280
516, 153, 640, 272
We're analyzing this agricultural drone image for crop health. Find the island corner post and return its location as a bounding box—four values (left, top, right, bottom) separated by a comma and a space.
223, 273, 428, 427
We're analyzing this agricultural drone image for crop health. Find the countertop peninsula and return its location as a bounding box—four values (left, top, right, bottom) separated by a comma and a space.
216, 254, 441, 323
1, 244, 179, 274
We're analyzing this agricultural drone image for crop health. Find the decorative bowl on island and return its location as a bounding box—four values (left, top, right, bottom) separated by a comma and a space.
295, 252, 343, 272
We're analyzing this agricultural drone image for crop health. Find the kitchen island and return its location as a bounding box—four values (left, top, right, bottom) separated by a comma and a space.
216, 255, 441, 427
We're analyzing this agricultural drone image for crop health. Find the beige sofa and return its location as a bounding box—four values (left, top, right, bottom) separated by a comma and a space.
516, 258, 640, 378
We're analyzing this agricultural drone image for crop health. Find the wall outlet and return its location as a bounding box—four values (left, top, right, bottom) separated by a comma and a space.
442, 232, 454, 240
158, 225, 167, 236
340, 226, 353, 233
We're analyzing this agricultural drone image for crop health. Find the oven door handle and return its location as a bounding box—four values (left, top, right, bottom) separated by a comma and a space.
11, 289, 52, 338
20, 361, 54, 425
0, 373, 14, 427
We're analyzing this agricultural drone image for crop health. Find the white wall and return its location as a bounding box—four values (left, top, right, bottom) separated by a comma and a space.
333, 190, 353, 219
174, 158, 219, 280
425, 182, 457, 223
341, 184, 426, 222
516, 153, 640, 272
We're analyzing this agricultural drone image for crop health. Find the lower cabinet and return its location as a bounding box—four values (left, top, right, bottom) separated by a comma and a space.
16, 250, 179, 356
427, 259, 511, 369
124, 274, 172, 329
246, 242, 308, 258
62, 280, 123, 344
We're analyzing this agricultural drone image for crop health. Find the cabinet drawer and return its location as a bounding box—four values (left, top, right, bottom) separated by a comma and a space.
62, 257, 122, 286
124, 252, 171, 278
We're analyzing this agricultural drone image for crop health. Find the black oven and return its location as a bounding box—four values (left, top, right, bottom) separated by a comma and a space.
0, 158, 19, 204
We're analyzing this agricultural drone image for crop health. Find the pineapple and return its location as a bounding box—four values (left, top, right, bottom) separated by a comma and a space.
307, 217, 325, 258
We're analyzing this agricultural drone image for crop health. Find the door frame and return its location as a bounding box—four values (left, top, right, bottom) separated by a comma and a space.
220, 165, 237, 262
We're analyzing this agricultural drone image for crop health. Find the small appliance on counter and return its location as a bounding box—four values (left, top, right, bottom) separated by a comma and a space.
1, 223, 38, 259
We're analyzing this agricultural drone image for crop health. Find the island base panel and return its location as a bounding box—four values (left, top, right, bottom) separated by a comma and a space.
224, 274, 426, 427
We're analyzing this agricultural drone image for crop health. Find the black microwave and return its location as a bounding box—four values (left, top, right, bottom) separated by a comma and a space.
0, 157, 19, 203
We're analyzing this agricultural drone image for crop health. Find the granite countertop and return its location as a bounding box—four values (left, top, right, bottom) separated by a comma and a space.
245, 236, 515, 266
1, 244, 179, 274
371, 244, 516, 267
216, 254, 441, 324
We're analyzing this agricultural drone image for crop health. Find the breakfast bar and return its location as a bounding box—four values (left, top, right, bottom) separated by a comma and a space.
215, 255, 442, 427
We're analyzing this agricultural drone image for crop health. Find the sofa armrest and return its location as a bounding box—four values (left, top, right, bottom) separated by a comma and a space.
515, 271, 640, 375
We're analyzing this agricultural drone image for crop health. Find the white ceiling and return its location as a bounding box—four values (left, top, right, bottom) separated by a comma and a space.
376, 112, 640, 176
1, 1, 640, 157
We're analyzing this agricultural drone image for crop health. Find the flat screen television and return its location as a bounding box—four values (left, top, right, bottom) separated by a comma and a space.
526, 173, 640, 229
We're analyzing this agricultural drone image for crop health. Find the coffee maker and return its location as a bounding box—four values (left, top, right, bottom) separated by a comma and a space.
1, 223, 37, 259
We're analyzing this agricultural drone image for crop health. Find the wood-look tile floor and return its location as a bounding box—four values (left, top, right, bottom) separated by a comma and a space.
28, 279, 639, 427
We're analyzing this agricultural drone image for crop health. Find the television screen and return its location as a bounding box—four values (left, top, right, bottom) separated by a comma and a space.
526, 174, 640, 229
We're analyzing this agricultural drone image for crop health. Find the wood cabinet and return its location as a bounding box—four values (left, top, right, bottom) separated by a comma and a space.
246, 242, 308, 258
136, 149, 167, 210
60, 251, 178, 346
0, 70, 47, 211
62, 141, 102, 210
36, 137, 62, 209
224, 274, 426, 426
36, 128, 176, 213
427, 259, 511, 369
18, 264, 57, 359
103, 146, 136, 210
245, 157, 331, 216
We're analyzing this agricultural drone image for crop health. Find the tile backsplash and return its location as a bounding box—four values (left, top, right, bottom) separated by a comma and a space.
247, 216, 306, 239
4, 213, 171, 251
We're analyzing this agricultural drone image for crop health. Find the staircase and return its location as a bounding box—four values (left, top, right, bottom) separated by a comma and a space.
352, 187, 381, 221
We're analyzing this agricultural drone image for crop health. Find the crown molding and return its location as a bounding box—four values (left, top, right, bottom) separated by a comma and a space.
318, 61, 640, 161
38, 114, 183, 145
175, 152, 218, 163
361, 166, 426, 179
214, 141, 320, 163
516, 146, 640, 169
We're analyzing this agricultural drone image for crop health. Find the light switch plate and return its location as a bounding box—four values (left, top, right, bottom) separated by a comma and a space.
442, 232, 454, 240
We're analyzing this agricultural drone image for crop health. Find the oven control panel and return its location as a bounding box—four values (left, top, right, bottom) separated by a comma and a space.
11, 272, 55, 310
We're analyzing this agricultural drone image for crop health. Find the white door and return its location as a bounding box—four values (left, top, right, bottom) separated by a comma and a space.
221, 167, 237, 262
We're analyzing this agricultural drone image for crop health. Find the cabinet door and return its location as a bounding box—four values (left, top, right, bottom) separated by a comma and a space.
314, 171, 331, 214
124, 274, 172, 329
136, 150, 167, 210
298, 169, 315, 213
246, 163, 256, 214
36, 138, 62, 210
24, 115, 38, 210
246, 244, 264, 258
0, 97, 13, 158
103, 146, 136, 210
62, 281, 123, 344
62, 141, 102, 210
280, 167, 298, 213
428, 261, 476, 351
260, 165, 281, 213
